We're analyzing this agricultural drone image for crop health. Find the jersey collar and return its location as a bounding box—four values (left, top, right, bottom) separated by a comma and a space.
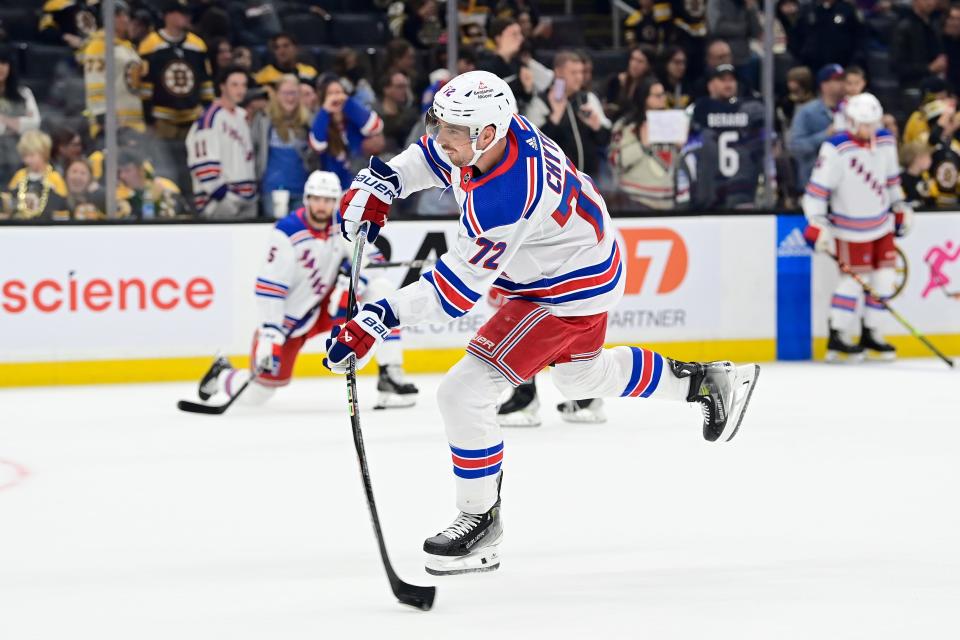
459, 129, 519, 192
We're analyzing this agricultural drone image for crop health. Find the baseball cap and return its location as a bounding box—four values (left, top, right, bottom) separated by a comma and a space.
816, 64, 844, 84
707, 63, 736, 80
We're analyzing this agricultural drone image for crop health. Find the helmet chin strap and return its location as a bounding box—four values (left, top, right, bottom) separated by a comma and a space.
467, 138, 487, 166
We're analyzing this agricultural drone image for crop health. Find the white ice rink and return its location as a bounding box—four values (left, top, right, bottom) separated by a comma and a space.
1, 360, 958, 639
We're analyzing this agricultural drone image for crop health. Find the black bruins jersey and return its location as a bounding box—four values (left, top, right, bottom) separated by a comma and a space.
138, 30, 214, 125
929, 140, 960, 207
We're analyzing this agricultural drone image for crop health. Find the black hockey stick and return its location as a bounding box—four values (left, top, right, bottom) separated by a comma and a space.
830, 253, 955, 368
177, 379, 251, 414
364, 259, 436, 270
343, 222, 436, 611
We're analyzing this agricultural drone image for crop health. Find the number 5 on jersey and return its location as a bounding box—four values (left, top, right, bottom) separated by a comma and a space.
469, 238, 506, 270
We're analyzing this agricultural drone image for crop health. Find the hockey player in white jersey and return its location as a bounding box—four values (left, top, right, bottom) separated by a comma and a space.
195, 170, 418, 408
186, 66, 258, 219
802, 92, 914, 362
324, 71, 760, 576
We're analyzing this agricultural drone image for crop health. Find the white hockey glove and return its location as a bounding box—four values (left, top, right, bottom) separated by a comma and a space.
892, 201, 914, 237
253, 325, 285, 376
340, 157, 401, 243
323, 301, 399, 374
803, 223, 833, 253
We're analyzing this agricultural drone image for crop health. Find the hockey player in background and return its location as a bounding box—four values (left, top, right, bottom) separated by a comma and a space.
324, 70, 760, 576
195, 170, 418, 409
802, 92, 914, 362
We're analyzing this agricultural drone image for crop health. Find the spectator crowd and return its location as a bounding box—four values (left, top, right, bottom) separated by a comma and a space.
1, 0, 960, 221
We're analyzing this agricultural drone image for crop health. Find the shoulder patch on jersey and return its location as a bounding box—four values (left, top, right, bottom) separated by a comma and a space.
196, 104, 222, 130
826, 131, 852, 147
137, 31, 166, 55
416, 135, 452, 186
275, 209, 308, 238
184, 32, 208, 52
460, 129, 540, 235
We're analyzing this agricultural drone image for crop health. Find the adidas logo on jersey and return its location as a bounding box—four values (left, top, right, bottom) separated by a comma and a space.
525, 137, 539, 151
777, 227, 812, 258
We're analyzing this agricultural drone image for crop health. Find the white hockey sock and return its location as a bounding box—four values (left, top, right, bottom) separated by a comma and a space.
215, 368, 275, 405
376, 329, 403, 366
438, 356, 510, 514
864, 267, 895, 330
551, 346, 690, 402
829, 274, 862, 333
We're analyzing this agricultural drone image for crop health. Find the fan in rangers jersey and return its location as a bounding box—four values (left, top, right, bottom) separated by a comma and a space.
193, 171, 418, 409
325, 70, 760, 576
802, 92, 915, 362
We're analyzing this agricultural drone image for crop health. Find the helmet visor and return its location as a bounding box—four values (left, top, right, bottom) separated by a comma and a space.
425, 107, 472, 145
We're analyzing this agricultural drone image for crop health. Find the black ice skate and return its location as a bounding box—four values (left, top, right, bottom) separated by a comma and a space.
859, 323, 896, 361
672, 360, 760, 443
496, 379, 541, 427
424, 480, 503, 576
825, 325, 865, 364
556, 398, 606, 423
197, 356, 232, 401
374, 364, 418, 409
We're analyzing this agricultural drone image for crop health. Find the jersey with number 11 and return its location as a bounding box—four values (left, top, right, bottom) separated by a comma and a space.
381, 114, 623, 326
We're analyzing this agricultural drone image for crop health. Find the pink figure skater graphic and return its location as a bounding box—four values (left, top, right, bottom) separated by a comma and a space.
923, 241, 960, 298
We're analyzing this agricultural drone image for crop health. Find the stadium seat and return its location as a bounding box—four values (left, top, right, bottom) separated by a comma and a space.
588, 50, 629, 81
23, 43, 75, 78
547, 15, 586, 48
329, 14, 386, 47
0, 8, 38, 42
281, 12, 330, 46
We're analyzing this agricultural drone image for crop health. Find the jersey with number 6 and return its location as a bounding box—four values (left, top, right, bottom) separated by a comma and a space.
380, 114, 623, 326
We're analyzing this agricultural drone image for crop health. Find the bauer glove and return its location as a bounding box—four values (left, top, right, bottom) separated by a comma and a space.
253, 325, 285, 376
892, 201, 914, 237
323, 300, 399, 373
803, 223, 833, 253
340, 157, 401, 243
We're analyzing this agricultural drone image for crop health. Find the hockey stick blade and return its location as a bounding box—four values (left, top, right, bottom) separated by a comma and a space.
176, 380, 251, 414
345, 222, 436, 611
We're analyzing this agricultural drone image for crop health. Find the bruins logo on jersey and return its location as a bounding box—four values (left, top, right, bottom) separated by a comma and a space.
935, 160, 958, 190
76, 9, 97, 36
162, 60, 196, 97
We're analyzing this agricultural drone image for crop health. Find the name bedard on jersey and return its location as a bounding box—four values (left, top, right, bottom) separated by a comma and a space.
378, 114, 625, 329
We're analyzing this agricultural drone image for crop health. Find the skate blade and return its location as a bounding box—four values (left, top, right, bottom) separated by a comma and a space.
559, 409, 607, 424
718, 364, 760, 443
864, 350, 896, 362
825, 350, 864, 364
373, 392, 418, 410
496, 412, 542, 427
424, 539, 502, 576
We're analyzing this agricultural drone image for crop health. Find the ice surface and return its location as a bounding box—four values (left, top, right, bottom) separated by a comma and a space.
1, 360, 958, 639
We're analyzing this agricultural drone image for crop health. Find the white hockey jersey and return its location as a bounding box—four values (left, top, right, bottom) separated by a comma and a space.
186, 101, 257, 211
382, 114, 623, 326
802, 129, 904, 242
254, 207, 391, 338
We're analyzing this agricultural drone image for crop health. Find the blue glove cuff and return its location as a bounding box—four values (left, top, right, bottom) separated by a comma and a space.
363, 299, 400, 329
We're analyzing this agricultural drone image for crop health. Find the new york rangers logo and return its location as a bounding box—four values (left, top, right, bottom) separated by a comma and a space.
442, 85, 457, 97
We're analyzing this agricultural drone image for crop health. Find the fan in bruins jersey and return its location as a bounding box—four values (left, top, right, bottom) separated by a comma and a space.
138, 0, 214, 140
1, 131, 69, 221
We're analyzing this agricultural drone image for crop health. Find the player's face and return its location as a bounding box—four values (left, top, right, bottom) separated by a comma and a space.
852, 122, 879, 140
306, 195, 337, 225
426, 109, 474, 166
